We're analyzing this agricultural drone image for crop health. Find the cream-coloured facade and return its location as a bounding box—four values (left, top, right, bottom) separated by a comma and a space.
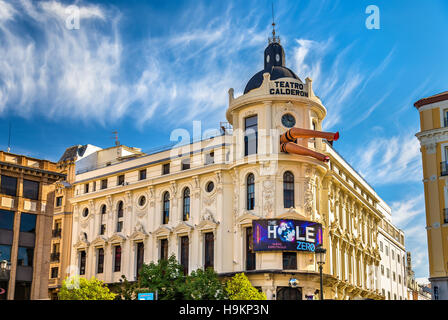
66, 36, 405, 300
415, 91, 448, 300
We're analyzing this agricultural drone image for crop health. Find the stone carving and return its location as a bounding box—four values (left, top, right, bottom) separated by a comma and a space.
262, 179, 274, 217
134, 220, 145, 234
202, 209, 217, 224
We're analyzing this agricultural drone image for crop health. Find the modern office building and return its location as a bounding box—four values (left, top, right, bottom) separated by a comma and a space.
66, 31, 405, 300
415, 91, 448, 300
0, 151, 65, 300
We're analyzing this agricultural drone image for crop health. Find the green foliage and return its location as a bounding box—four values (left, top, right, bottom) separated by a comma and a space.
184, 268, 227, 300
58, 276, 116, 300
138, 255, 187, 300
115, 275, 139, 300
225, 273, 267, 300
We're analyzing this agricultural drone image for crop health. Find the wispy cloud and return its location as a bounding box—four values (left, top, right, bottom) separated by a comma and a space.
350, 130, 422, 185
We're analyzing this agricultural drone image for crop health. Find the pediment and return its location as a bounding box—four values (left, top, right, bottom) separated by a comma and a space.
73, 239, 89, 250
277, 208, 310, 221
153, 225, 172, 238
109, 233, 127, 245
173, 221, 193, 235
196, 219, 218, 232
236, 212, 260, 226
90, 235, 108, 247
129, 230, 148, 242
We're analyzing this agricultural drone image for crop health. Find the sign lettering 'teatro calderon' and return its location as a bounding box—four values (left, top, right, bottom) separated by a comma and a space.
253, 219, 322, 252
269, 80, 309, 97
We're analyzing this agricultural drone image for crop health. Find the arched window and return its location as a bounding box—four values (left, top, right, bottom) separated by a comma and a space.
283, 171, 295, 208
116, 201, 124, 232
162, 192, 170, 224
247, 173, 255, 210
183, 188, 190, 221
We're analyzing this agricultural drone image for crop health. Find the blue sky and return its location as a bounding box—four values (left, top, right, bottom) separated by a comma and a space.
1, 0, 447, 280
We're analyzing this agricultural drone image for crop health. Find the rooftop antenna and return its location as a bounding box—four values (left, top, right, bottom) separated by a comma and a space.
112, 130, 120, 146
269, 1, 280, 44
7, 122, 11, 153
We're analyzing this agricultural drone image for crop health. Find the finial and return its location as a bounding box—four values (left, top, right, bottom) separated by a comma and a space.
269, 1, 280, 44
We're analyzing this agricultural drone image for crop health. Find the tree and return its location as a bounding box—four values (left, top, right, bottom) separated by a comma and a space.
184, 268, 227, 300
225, 273, 267, 300
114, 275, 139, 300
58, 276, 116, 300
138, 255, 187, 300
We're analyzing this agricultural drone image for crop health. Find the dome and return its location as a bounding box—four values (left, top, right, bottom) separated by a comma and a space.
243, 41, 301, 94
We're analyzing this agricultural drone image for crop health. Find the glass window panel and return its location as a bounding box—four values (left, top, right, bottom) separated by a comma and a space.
0, 244, 12, 262
0, 210, 14, 230
20, 213, 36, 233
17, 247, 34, 267
0, 175, 17, 197
23, 179, 39, 200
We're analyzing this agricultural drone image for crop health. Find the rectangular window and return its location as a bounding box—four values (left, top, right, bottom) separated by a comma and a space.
101, 179, 108, 189
17, 247, 34, 267
385, 246, 389, 256
79, 251, 86, 275
434, 286, 439, 300
0, 245, 12, 263
160, 239, 168, 261
444, 109, 448, 127
244, 115, 258, 156
117, 175, 125, 186
205, 151, 215, 165
381, 265, 384, 275
282, 252, 297, 270
0, 175, 17, 197
380, 241, 383, 252
114, 246, 121, 272
0, 209, 15, 230
387, 268, 390, 278
97, 248, 104, 274
116, 221, 123, 233
444, 209, 448, 224
162, 163, 170, 175
20, 213, 36, 233
139, 169, 147, 181
180, 236, 189, 275
84, 183, 89, 194
51, 267, 58, 279
136, 242, 144, 279
23, 179, 39, 200
204, 232, 214, 270
56, 196, 63, 207
246, 227, 256, 271
181, 158, 190, 171
100, 224, 106, 235
92, 181, 96, 192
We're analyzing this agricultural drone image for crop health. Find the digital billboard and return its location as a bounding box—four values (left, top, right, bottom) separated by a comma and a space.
253, 219, 323, 252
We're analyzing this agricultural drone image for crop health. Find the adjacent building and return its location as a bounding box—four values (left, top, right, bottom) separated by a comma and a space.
0, 151, 65, 300
65, 33, 406, 300
415, 91, 448, 300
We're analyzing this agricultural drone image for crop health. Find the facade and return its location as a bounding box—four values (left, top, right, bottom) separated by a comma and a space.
66, 35, 405, 300
377, 214, 407, 300
415, 91, 448, 300
0, 151, 65, 300
48, 144, 102, 299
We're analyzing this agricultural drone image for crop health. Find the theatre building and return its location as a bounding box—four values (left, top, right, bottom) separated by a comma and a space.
0, 151, 65, 300
67, 32, 405, 300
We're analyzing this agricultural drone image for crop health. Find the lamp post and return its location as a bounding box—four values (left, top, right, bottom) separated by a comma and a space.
315, 246, 327, 300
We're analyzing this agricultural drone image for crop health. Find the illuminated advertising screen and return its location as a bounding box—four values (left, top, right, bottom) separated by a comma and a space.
253, 219, 323, 252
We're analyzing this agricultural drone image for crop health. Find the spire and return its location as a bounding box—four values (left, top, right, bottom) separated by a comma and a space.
269, 1, 280, 44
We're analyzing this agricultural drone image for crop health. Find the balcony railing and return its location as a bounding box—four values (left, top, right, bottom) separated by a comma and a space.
50, 252, 60, 262
441, 161, 448, 176
52, 229, 62, 238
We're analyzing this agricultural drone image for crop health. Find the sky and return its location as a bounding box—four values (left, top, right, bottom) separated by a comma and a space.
1, 0, 447, 281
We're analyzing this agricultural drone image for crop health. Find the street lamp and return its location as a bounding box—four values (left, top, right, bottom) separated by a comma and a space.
315, 246, 327, 300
